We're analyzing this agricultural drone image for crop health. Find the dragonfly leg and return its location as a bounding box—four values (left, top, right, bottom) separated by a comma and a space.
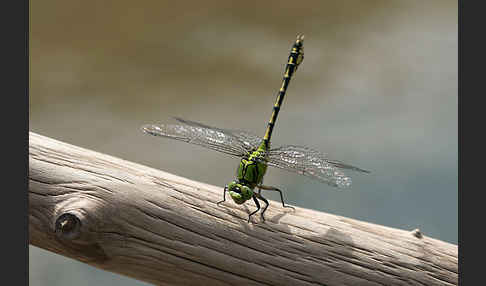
257, 179, 263, 194
258, 185, 295, 210
216, 186, 227, 205
248, 195, 261, 222
255, 193, 269, 221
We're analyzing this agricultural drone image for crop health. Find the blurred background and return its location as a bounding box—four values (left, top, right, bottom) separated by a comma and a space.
30, 0, 457, 285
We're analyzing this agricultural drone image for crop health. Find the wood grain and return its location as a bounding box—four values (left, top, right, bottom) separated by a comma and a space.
29, 132, 458, 286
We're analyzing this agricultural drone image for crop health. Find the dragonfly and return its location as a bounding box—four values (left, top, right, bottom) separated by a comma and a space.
142, 35, 370, 222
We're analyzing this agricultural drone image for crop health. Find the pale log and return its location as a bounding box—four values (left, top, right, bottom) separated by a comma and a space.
29, 132, 458, 286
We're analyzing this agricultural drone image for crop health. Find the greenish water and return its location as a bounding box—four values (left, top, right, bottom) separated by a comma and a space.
30, 0, 457, 285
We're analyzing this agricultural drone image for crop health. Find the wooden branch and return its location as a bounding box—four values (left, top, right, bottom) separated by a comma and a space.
29, 132, 458, 286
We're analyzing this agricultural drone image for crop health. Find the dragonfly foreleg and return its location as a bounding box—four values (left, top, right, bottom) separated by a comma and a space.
255, 193, 269, 221
248, 195, 261, 222
258, 185, 295, 211
216, 186, 228, 205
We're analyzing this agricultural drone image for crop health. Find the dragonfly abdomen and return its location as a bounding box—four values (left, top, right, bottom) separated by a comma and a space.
262, 35, 304, 147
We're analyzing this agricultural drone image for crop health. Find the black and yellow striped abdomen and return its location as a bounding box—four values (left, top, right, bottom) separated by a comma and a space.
262, 35, 304, 148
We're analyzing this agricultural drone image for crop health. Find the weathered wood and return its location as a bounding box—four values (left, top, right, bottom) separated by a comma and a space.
29, 132, 458, 286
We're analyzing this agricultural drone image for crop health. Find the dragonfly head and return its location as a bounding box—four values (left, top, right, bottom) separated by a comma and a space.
226, 181, 253, 205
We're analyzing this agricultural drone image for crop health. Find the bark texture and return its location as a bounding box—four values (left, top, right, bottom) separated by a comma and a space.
29, 132, 458, 286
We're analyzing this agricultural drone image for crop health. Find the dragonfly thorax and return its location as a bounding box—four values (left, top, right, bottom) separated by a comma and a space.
236, 147, 268, 189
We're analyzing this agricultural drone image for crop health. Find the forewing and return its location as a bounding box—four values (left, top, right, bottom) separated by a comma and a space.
141, 121, 250, 157
267, 145, 370, 188
173, 117, 262, 152
223, 129, 262, 151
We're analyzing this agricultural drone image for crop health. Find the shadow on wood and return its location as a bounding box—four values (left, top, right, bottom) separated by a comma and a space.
29, 132, 458, 286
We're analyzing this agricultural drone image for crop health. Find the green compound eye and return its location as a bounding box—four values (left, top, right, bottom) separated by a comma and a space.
227, 182, 253, 205
227, 181, 237, 191
240, 186, 251, 196
229, 191, 244, 205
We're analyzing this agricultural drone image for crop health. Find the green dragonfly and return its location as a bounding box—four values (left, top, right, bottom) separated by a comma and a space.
142, 35, 369, 222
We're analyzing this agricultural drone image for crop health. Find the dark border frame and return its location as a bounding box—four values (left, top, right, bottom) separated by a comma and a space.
3, 0, 29, 285
459, 0, 474, 285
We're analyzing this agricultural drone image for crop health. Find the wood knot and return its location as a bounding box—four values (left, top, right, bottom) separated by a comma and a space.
411, 228, 423, 239
55, 213, 81, 240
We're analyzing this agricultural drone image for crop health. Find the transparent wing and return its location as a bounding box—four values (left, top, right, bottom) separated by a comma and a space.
267, 145, 370, 188
141, 118, 260, 157
172, 117, 262, 152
